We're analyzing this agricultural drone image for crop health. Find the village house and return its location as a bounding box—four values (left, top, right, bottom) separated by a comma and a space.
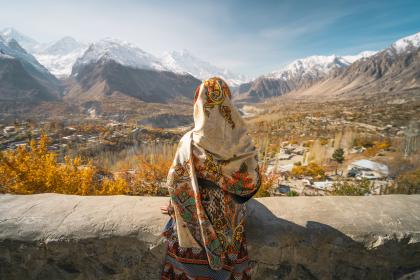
347, 159, 389, 180
3, 126, 16, 135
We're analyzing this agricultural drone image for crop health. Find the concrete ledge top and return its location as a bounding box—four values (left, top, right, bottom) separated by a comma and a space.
1, 194, 419, 243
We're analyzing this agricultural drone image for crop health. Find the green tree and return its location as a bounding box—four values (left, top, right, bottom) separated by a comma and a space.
332, 148, 345, 175
332, 148, 345, 163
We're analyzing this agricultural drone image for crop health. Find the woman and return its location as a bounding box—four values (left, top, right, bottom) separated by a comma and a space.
160, 77, 260, 280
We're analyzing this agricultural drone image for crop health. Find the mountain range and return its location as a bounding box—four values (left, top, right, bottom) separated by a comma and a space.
0, 27, 419, 118
235, 52, 380, 101
287, 33, 420, 99
235, 33, 419, 102
0, 28, 246, 85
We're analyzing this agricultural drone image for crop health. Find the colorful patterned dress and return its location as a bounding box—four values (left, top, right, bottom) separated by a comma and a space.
161, 77, 260, 280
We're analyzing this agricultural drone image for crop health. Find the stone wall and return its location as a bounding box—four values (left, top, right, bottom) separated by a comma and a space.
0, 194, 419, 280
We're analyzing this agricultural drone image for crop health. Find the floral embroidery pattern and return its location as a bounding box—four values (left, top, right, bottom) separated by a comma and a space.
201, 78, 235, 129
191, 148, 259, 265
220, 105, 235, 129
223, 162, 255, 195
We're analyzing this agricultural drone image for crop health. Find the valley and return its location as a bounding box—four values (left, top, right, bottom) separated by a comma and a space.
0, 28, 419, 196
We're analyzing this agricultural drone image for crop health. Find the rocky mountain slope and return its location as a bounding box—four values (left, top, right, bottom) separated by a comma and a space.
66, 58, 200, 104
0, 36, 61, 104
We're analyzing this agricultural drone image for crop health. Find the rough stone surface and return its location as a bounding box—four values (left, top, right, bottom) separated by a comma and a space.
0, 194, 420, 280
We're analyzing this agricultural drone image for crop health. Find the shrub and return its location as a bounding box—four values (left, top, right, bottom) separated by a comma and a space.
386, 168, 420, 194
287, 190, 299, 196
291, 162, 326, 181
319, 138, 329, 146
363, 140, 392, 157
330, 179, 372, 196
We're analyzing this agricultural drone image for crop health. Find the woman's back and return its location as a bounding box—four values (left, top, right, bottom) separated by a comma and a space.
161, 77, 260, 280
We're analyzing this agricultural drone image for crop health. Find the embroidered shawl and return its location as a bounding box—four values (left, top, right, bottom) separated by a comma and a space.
166, 77, 260, 270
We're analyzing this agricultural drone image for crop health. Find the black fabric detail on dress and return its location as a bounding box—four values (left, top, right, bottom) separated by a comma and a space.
197, 177, 255, 204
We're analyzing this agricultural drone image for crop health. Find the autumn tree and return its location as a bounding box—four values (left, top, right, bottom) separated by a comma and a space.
0, 135, 129, 195
291, 162, 326, 181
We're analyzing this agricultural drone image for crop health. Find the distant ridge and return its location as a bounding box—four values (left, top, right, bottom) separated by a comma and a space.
287, 32, 420, 99
235, 32, 419, 102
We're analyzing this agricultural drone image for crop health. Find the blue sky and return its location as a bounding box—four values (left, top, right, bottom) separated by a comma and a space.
0, 0, 419, 77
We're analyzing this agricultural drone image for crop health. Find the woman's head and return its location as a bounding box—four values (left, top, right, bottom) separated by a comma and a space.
193, 77, 235, 129
192, 77, 254, 160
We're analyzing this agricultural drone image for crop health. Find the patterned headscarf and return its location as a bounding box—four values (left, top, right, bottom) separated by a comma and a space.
166, 77, 260, 270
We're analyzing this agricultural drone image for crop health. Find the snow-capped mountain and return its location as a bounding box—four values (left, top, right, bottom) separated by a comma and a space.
0, 27, 40, 52
42, 36, 84, 55
71, 38, 165, 76
287, 32, 420, 99
67, 39, 202, 104
0, 35, 50, 75
160, 50, 248, 86
0, 29, 87, 77
34, 37, 87, 77
390, 32, 420, 54
265, 51, 377, 81
236, 51, 379, 101
0, 36, 61, 103
1, 28, 247, 84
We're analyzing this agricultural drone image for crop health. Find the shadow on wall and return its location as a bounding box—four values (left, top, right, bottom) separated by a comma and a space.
245, 199, 420, 280
1, 195, 419, 280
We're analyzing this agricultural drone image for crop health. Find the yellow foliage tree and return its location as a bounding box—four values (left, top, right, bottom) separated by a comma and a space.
255, 167, 280, 198
0, 135, 129, 195
291, 162, 326, 181
130, 155, 172, 195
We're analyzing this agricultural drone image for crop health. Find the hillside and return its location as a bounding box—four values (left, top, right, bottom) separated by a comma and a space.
66, 59, 200, 104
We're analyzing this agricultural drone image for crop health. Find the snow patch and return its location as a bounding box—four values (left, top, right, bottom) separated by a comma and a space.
342, 51, 377, 63
160, 50, 248, 86
391, 32, 420, 54
32, 36, 87, 77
